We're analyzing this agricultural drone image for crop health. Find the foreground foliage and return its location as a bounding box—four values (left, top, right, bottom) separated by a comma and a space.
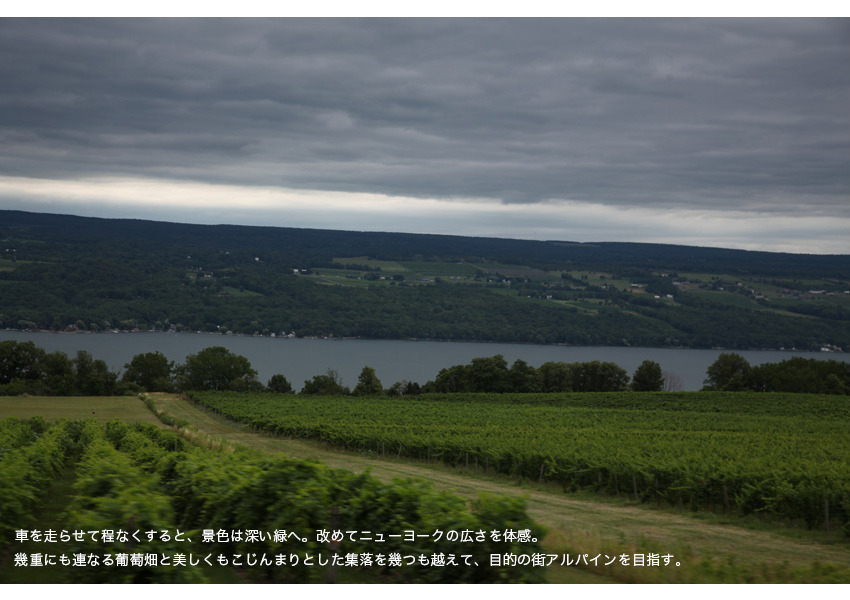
0, 417, 74, 544
0, 418, 546, 583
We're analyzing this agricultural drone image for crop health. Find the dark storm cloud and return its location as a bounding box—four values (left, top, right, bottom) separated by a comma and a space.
0, 18, 848, 214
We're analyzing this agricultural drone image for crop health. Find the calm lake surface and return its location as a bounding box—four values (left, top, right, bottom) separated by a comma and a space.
3, 330, 848, 391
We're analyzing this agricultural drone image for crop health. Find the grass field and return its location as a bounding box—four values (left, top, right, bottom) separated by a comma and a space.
0, 396, 163, 424
333, 256, 409, 273
1, 394, 849, 584
688, 289, 760, 308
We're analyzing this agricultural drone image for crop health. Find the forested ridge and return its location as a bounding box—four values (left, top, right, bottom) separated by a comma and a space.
1, 209, 849, 350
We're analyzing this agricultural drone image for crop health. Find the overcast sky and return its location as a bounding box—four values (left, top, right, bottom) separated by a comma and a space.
1, 18, 848, 253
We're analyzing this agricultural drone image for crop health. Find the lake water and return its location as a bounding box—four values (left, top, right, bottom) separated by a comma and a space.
2, 330, 847, 391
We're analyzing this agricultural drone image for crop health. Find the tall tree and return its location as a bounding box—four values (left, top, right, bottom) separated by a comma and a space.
631, 360, 664, 391
175, 346, 259, 391
123, 351, 174, 391
571, 361, 629, 392
469, 355, 511, 393
352, 366, 384, 396
74, 350, 117, 396
267, 374, 294, 394
703, 353, 751, 391
0, 340, 44, 384
538, 361, 573, 392
509, 359, 542, 393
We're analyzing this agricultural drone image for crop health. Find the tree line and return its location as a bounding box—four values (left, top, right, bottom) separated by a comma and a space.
0, 340, 122, 396
703, 352, 850, 395
2, 340, 847, 396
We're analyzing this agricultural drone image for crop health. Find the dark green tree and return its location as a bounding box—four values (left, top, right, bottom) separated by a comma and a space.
748, 357, 850, 394
631, 360, 664, 391
123, 351, 174, 392
469, 355, 511, 393
703, 353, 751, 391
73, 350, 118, 396
300, 369, 350, 395
509, 359, 542, 392
387, 380, 422, 396
571, 361, 629, 392
386, 380, 405, 396
174, 346, 259, 391
40, 351, 75, 395
824, 373, 850, 395
0, 340, 44, 384
267, 374, 294, 394
538, 361, 573, 392
352, 366, 383, 396
429, 364, 473, 393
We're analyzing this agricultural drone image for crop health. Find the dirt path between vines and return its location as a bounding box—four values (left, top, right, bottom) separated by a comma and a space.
151, 394, 850, 583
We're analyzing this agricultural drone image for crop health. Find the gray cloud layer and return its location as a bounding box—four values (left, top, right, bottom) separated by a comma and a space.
1, 18, 848, 217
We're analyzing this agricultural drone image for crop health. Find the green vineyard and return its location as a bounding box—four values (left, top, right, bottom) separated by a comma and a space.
190, 391, 850, 534
0, 417, 545, 583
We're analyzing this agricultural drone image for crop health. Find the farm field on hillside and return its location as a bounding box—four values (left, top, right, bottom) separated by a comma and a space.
191, 391, 850, 534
